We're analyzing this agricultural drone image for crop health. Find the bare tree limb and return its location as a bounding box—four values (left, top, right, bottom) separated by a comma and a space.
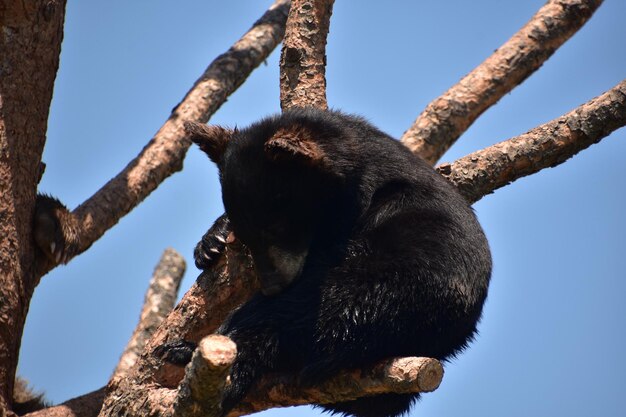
437, 79, 626, 203
401, 0, 603, 164
112, 249, 186, 382
229, 356, 443, 417
0, 0, 67, 410
280, 0, 334, 110
42, 0, 291, 275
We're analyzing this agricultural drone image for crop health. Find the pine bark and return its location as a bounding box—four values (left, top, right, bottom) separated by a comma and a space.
280, 0, 334, 110
0, 0, 67, 411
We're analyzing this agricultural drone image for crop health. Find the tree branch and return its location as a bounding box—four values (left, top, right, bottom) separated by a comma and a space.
437, 79, 626, 203
280, 0, 334, 110
43, 0, 291, 275
229, 356, 442, 417
112, 249, 186, 382
401, 0, 603, 164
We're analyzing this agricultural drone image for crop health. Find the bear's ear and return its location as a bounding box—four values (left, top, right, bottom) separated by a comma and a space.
184, 121, 233, 164
264, 125, 326, 167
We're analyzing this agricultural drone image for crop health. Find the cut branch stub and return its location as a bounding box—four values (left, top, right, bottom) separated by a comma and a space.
401, 0, 604, 164
173, 335, 237, 417
280, 0, 335, 110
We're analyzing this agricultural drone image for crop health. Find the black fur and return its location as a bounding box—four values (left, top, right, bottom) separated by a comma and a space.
33, 194, 80, 267
190, 108, 492, 417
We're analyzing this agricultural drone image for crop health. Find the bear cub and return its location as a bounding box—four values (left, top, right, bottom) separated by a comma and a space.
180, 108, 492, 417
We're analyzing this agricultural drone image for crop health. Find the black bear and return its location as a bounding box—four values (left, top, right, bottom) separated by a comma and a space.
180, 108, 492, 417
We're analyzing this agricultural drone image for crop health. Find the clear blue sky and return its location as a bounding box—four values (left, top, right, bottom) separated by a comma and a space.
21, 1, 626, 416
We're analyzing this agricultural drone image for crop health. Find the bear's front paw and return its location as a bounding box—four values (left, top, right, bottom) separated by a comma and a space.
194, 213, 232, 270
34, 194, 80, 266
153, 340, 198, 366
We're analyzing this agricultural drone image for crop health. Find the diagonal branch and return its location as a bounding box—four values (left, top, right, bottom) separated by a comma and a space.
401, 0, 603, 164
280, 0, 335, 110
437, 79, 626, 203
43, 0, 291, 275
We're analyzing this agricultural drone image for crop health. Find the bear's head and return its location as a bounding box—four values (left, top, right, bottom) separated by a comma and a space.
186, 110, 359, 296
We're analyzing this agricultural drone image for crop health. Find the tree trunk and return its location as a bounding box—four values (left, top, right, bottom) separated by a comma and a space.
0, 0, 67, 411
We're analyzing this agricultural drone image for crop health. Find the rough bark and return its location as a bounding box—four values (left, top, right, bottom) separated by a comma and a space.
112, 249, 186, 382
40, 0, 291, 275
401, 0, 603, 164
280, 0, 334, 110
437, 79, 626, 203
0, 0, 67, 411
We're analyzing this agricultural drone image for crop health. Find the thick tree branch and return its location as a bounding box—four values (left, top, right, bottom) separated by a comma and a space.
401, 0, 603, 164
229, 356, 443, 417
280, 0, 334, 110
43, 0, 291, 275
112, 249, 186, 382
437, 79, 626, 203
0, 0, 67, 410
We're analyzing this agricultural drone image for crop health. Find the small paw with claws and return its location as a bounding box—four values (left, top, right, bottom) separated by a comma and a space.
194, 213, 232, 270
34, 194, 80, 266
